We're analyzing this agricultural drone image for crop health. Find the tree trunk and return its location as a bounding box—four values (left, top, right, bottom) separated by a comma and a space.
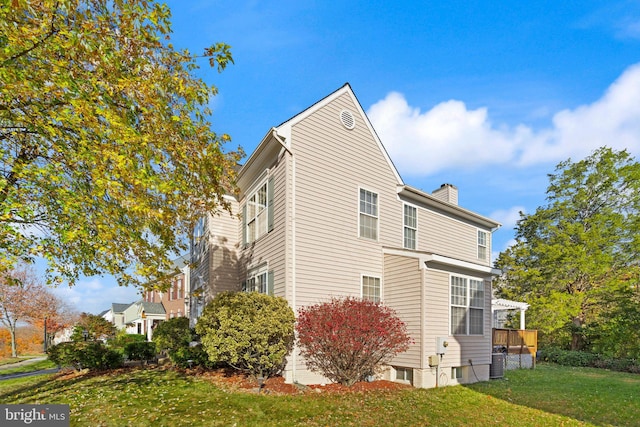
570, 315, 585, 351
9, 323, 17, 358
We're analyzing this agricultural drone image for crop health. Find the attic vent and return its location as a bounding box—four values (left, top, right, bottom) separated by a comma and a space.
340, 109, 355, 130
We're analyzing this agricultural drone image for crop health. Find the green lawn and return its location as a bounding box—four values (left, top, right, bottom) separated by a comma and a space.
0, 355, 42, 367
0, 359, 56, 376
0, 363, 637, 426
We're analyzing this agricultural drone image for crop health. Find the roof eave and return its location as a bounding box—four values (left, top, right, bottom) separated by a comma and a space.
399, 185, 501, 230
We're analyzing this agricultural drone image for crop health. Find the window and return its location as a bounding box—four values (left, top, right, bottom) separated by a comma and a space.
192, 216, 206, 260
362, 275, 381, 302
403, 204, 417, 249
244, 265, 274, 295
395, 367, 413, 383
244, 178, 274, 245
450, 275, 484, 335
359, 188, 378, 240
177, 278, 183, 299
477, 230, 488, 260
452, 367, 463, 380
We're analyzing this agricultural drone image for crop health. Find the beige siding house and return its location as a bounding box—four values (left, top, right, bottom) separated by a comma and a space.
192, 84, 501, 388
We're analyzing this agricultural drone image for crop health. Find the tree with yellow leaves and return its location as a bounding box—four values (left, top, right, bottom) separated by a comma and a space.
0, 0, 242, 287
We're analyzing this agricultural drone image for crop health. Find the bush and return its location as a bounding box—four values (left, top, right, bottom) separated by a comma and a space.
195, 291, 295, 379
124, 341, 156, 363
152, 317, 195, 355
538, 346, 640, 373
47, 341, 123, 370
170, 344, 217, 369
296, 297, 412, 386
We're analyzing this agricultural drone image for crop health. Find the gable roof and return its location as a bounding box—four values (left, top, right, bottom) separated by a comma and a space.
111, 303, 131, 314
239, 83, 404, 186
140, 301, 166, 315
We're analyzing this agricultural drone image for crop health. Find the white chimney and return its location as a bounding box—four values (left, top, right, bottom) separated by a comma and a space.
432, 183, 458, 205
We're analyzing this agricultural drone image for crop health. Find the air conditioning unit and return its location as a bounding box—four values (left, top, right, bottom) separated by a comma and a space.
490, 353, 505, 379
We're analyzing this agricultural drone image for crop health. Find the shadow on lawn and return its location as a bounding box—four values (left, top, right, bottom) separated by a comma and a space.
0, 366, 184, 403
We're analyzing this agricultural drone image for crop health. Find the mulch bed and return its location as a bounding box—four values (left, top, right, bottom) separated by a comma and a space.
194, 367, 413, 395
53, 365, 413, 395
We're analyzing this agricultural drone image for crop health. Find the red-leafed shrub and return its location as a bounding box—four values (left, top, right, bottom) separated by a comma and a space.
296, 297, 412, 386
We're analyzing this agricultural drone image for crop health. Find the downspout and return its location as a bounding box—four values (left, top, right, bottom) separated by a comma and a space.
272, 129, 297, 383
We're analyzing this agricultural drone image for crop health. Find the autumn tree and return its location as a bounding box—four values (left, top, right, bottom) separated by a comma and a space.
0, 0, 242, 288
296, 297, 412, 386
70, 312, 116, 342
495, 148, 640, 355
0, 264, 60, 357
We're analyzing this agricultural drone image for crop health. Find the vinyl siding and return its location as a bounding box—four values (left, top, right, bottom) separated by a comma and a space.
205, 200, 241, 297
238, 149, 288, 298
424, 266, 492, 368
290, 92, 402, 308
407, 201, 493, 267
384, 254, 422, 368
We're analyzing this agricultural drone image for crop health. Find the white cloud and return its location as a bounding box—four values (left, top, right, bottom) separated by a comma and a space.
490, 206, 526, 231
50, 279, 140, 315
368, 63, 640, 176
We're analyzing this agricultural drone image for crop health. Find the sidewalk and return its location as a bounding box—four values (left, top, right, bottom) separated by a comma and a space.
0, 357, 59, 381
0, 356, 47, 370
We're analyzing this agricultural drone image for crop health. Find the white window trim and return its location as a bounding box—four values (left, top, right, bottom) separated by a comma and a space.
477, 229, 488, 261
358, 187, 379, 241
449, 273, 485, 336
403, 203, 418, 249
245, 178, 269, 244
361, 273, 382, 302
246, 263, 269, 294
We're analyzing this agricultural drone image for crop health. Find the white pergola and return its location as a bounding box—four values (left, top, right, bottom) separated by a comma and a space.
491, 298, 529, 330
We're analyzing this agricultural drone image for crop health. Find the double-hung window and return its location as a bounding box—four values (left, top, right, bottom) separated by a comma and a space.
362, 275, 381, 302
450, 275, 484, 335
477, 230, 488, 261
247, 182, 268, 243
244, 177, 274, 245
243, 265, 274, 295
403, 204, 417, 249
359, 188, 378, 240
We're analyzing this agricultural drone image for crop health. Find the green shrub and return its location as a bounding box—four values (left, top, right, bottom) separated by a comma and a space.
47, 341, 123, 370
538, 347, 640, 373
195, 291, 295, 379
152, 317, 195, 355
170, 344, 216, 369
124, 341, 156, 363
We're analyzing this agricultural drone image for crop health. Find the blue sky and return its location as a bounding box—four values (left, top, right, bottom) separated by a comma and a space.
55, 0, 640, 314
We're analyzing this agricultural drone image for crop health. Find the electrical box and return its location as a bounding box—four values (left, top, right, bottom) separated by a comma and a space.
428, 355, 440, 367
436, 337, 449, 354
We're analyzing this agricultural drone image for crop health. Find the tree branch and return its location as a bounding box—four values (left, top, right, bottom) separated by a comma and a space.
1, 2, 59, 68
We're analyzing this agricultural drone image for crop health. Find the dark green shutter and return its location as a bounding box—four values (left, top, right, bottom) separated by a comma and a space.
267, 176, 274, 232
267, 271, 274, 296
241, 280, 247, 292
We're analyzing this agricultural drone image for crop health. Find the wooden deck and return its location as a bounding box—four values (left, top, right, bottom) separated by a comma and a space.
492, 328, 538, 369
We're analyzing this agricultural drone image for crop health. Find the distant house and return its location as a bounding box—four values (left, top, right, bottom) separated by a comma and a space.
103, 255, 189, 340
101, 303, 131, 331
190, 84, 501, 388
122, 300, 165, 340
143, 254, 190, 320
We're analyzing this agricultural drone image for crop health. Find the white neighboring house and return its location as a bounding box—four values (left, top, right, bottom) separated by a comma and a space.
101, 303, 131, 331
121, 300, 166, 340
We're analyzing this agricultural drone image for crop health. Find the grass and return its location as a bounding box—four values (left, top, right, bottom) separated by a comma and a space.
0, 355, 42, 367
467, 363, 640, 427
0, 359, 57, 376
0, 363, 637, 426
